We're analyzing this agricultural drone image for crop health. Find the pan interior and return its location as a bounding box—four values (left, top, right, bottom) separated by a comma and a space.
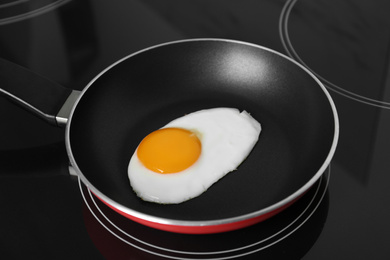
69, 40, 336, 222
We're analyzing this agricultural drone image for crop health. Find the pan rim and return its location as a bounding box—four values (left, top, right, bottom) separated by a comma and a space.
65, 38, 339, 227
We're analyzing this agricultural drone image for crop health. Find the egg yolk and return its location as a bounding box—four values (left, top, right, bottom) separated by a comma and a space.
137, 128, 201, 174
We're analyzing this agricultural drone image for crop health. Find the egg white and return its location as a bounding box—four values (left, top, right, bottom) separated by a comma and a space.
128, 107, 261, 204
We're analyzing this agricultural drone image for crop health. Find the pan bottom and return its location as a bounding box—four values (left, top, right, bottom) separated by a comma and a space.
80, 167, 330, 259
96, 192, 302, 234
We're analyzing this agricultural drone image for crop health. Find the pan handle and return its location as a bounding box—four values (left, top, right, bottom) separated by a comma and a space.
0, 57, 80, 127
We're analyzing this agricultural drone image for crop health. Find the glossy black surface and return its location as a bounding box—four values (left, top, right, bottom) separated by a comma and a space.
1, 0, 390, 259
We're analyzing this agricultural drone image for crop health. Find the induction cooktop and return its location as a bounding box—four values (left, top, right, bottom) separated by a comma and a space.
1, 1, 389, 259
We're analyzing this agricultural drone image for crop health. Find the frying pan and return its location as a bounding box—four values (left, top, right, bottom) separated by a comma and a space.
0, 39, 339, 234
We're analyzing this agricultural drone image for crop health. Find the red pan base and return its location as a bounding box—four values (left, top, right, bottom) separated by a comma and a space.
94, 194, 303, 234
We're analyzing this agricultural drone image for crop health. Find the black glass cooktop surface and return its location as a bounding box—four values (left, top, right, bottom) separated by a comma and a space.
1, 1, 390, 259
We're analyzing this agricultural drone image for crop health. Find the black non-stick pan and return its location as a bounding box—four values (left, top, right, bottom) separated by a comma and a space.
0, 39, 339, 234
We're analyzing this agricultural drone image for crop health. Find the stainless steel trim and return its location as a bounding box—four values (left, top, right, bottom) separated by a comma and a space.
56, 90, 81, 127
68, 164, 78, 177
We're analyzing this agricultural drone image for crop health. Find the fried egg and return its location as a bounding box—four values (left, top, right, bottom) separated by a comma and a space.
128, 107, 261, 204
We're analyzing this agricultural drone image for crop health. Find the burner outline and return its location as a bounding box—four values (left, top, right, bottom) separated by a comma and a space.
80, 168, 330, 259
0, 0, 71, 25
279, 0, 390, 109
0, 0, 29, 9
